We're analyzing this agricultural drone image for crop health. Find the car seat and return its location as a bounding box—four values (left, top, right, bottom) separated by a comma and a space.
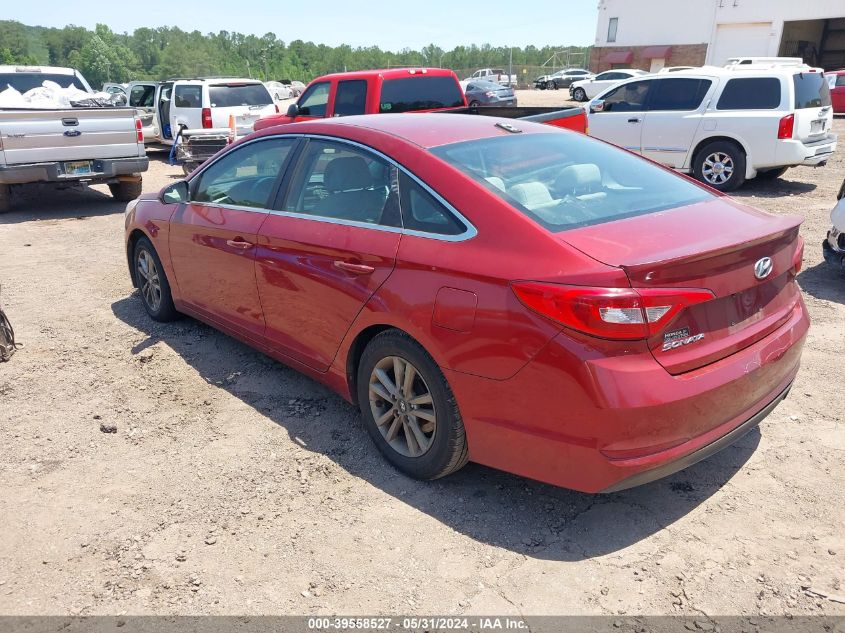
320, 156, 387, 223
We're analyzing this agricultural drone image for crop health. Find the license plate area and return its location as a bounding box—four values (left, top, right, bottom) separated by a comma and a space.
64, 160, 92, 176
811, 119, 826, 134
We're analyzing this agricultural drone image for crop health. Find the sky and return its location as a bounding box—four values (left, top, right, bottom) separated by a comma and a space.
3, 0, 598, 50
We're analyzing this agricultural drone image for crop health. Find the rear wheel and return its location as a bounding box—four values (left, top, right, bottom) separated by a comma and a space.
133, 237, 178, 322
756, 166, 789, 180
357, 330, 468, 481
109, 179, 142, 202
572, 87, 587, 102
0, 185, 11, 214
693, 140, 746, 192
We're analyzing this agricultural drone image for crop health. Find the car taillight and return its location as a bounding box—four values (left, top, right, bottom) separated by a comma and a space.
202, 107, 213, 128
135, 117, 143, 142
511, 282, 714, 340
778, 113, 794, 139
793, 237, 805, 273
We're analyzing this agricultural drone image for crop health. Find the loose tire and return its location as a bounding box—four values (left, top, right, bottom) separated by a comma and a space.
756, 166, 789, 181
109, 179, 142, 202
0, 185, 11, 214
693, 140, 746, 192
357, 330, 468, 481
133, 237, 178, 322
572, 87, 587, 102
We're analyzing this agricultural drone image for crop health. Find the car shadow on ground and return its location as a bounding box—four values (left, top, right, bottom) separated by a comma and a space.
798, 260, 845, 304
731, 176, 817, 199
112, 295, 760, 561
0, 185, 125, 224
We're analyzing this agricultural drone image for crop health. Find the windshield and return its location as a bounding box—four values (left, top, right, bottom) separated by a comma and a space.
430, 132, 713, 232
209, 83, 272, 107
793, 72, 831, 109
0, 72, 87, 93
379, 76, 464, 113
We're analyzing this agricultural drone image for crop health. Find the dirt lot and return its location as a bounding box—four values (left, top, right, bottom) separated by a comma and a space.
1, 92, 843, 618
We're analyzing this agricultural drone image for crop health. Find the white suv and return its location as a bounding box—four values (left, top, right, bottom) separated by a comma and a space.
168, 78, 277, 137
586, 65, 836, 191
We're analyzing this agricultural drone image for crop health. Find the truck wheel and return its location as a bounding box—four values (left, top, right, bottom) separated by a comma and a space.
756, 167, 789, 180
693, 141, 746, 192
109, 179, 142, 202
0, 185, 11, 214
572, 87, 587, 102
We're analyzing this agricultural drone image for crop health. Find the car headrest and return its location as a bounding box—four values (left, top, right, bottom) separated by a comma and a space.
508, 182, 554, 209
556, 164, 602, 194
324, 157, 372, 192
485, 176, 506, 192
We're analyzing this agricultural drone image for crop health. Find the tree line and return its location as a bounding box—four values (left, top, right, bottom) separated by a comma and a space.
0, 20, 590, 89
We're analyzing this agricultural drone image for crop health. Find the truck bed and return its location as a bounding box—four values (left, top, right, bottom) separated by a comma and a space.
444, 105, 587, 132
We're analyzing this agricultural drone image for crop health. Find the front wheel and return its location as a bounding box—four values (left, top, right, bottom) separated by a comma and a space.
357, 330, 468, 481
0, 185, 11, 214
546, 81, 556, 91
469, 100, 480, 108
693, 141, 746, 192
133, 237, 178, 322
572, 87, 587, 102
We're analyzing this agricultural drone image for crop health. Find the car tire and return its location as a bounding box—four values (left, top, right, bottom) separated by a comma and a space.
693, 140, 746, 192
109, 179, 142, 202
0, 185, 11, 214
572, 87, 587, 102
756, 166, 789, 180
546, 81, 556, 91
469, 100, 480, 108
357, 330, 469, 481
133, 236, 178, 322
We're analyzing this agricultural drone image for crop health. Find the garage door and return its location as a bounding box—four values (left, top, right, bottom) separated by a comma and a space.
709, 23, 774, 66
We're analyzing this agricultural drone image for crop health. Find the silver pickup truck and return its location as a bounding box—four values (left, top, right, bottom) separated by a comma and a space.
0, 66, 148, 213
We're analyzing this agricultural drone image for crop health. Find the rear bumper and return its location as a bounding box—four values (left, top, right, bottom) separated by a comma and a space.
774, 134, 837, 167
448, 298, 810, 493
0, 157, 149, 185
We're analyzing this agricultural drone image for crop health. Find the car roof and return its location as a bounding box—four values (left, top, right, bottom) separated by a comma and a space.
309, 67, 457, 83
262, 112, 558, 149
598, 68, 647, 74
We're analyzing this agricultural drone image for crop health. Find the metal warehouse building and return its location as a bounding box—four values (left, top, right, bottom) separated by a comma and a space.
590, 0, 845, 72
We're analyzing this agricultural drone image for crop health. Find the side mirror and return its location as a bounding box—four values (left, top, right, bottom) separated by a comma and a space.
161, 180, 189, 204
286, 103, 299, 117
590, 100, 605, 113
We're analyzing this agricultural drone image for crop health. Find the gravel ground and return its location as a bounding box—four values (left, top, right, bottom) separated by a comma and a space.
0, 93, 843, 618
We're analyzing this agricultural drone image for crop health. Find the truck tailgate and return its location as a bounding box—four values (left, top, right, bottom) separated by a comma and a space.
0, 108, 140, 165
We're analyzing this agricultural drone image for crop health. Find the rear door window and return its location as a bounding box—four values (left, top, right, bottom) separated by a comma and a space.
716, 77, 781, 110
333, 80, 367, 116
648, 78, 712, 111
379, 76, 464, 113
792, 72, 831, 109
297, 81, 330, 116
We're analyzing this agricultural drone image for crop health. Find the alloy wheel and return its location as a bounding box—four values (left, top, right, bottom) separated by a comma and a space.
368, 355, 437, 458
702, 151, 734, 185
136, 249, 162, 312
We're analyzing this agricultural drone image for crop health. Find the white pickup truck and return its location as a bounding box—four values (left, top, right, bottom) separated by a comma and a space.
0, 66, 148, 213
465, 68, 517, 88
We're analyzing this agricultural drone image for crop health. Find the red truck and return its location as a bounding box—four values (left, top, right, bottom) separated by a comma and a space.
254, 67, 587, 132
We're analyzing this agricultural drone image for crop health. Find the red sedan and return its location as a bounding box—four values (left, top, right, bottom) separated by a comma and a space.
124, 113, 809, 493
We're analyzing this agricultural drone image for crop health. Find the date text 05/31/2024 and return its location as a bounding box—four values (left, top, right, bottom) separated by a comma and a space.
306, 617, 529, 630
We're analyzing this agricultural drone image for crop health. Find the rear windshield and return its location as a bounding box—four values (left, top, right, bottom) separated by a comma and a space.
0, 72, 86, 93
431, 132, 713, 232
209, 83, 272, 108
793, 72, 831, 109
379, 76, 464, 113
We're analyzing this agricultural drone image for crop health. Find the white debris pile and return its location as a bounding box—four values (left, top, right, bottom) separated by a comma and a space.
0, 80, 118, 109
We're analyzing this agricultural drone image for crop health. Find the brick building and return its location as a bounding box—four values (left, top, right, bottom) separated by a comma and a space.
590, 0, 845, 73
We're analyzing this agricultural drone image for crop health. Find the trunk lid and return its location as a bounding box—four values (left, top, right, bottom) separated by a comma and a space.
792, 70, 834, 142
208, 82, 276, 136
560, 197, 804, 374
0, 107, 140, 165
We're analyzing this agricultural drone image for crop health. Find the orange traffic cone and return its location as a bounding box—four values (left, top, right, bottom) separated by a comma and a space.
228, 113, 236, 144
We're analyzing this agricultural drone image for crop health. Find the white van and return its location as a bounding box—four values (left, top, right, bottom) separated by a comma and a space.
587, 64, 835, 191
126, 78, 277, 144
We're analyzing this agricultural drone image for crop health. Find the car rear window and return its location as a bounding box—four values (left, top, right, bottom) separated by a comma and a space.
0, 72, 87, 93
379, 76, 464, 113
431, 132, 712, 232
716, 77, 782, 110
209, 83, 272, 108
793, 72, 831, 109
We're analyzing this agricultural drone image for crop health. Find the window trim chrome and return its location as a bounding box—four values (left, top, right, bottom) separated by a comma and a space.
188, 132, 477, 243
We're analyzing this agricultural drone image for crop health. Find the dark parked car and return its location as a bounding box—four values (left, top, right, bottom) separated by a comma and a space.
533, 68, 593, 90
126, 113, 808, 493
464, 80, 517, 107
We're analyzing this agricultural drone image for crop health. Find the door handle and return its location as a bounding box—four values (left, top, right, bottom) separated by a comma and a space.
627, 118, 640, 123
226, 238, 253, 249
334, 260, 375, 275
